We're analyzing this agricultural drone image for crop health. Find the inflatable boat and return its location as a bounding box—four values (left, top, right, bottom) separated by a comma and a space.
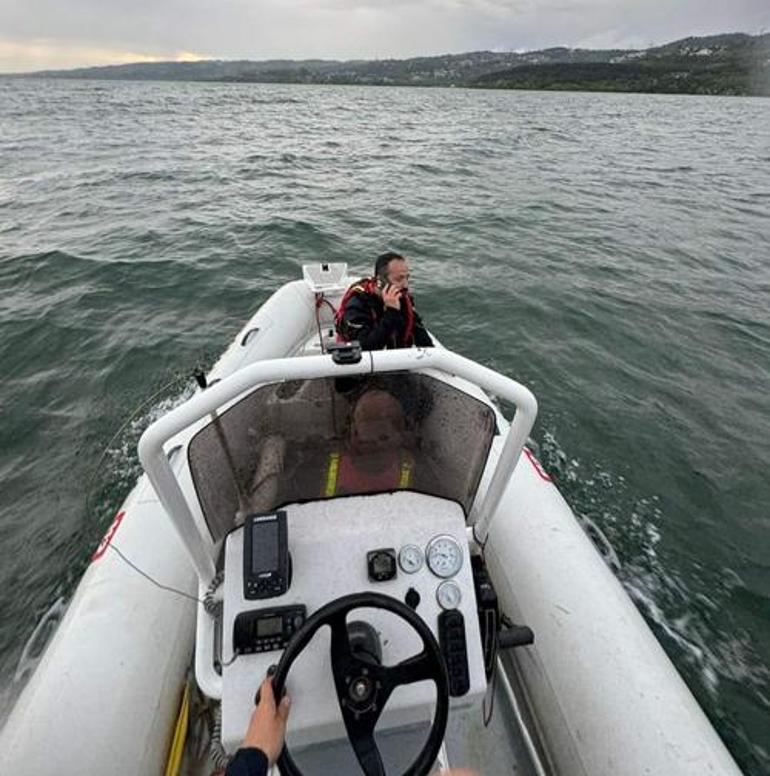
0, 264, 743, 775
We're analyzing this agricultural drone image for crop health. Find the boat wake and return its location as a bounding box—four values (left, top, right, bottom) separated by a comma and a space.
535, 429, 770, 774
84, 380, 198, 543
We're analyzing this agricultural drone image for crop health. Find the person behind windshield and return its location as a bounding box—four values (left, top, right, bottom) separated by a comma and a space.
335, 251, 434, 350
324, 389, 415, 497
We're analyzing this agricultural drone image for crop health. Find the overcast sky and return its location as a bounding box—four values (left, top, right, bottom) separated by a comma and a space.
1, 0, 768, 73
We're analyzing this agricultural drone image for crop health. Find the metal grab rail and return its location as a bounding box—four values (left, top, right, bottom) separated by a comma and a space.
137, 347, 537, 584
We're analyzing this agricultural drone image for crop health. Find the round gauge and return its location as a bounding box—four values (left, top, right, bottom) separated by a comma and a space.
436, 580, 462, 610
425, 534, 463, 578
398, 544, 424, 574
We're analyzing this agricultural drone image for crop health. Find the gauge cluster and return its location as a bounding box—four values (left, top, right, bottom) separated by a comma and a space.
392, 535, 465, 610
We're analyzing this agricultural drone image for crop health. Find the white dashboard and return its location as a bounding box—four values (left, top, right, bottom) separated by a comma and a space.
220, 491, 486, 751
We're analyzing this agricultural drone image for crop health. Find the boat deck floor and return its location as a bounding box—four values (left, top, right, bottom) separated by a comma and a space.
444, 675, 538, 775
184, 671, 537, 775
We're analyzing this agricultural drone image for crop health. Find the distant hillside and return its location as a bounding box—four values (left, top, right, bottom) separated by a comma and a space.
9, 32, 770, 96
472, 33, 770, 95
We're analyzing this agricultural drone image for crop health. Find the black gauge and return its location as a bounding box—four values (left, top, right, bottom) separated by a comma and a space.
367, 548, 397, 582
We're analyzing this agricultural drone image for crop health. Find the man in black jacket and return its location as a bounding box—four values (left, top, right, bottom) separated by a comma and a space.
336, 252, 433, 350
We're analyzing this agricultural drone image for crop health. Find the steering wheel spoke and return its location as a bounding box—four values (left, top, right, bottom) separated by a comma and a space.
340, 703, 386, 776
329, 610, 355, 665
384, 649, 435, 690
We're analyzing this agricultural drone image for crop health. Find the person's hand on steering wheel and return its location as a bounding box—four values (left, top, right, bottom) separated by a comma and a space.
243, 676, 292, 764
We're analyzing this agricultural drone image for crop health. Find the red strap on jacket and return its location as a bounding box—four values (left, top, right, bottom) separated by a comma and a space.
336, 278, 415, 346
401, 292, 415, 346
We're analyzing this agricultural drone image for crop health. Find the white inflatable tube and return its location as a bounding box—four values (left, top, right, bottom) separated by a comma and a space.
0, 279, 330, 775
208, 280, 327, 380
487, 441, 742, 776
0, 478, 196, 776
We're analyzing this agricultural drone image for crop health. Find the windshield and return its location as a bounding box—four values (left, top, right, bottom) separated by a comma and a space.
188, 372, 496, 541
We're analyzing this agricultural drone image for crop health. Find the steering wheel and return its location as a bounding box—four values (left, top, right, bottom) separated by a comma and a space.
271, 591, 450, 776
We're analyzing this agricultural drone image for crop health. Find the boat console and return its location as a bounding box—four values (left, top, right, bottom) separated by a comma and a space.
137, 345, 538, 772
220, 493, 486, 753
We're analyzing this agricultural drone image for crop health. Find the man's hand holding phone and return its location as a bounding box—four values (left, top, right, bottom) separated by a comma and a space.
382, 283, 402, 310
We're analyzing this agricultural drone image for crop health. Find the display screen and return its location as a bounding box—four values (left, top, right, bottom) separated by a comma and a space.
250, 519, 279, 573
257, 616, 283, 637
373, 554, 392, 575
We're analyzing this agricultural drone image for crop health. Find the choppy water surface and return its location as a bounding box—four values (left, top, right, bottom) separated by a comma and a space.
0, 78, 768, 772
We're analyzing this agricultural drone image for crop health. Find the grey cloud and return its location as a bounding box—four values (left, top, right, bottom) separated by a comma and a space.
1, 0, 768, 67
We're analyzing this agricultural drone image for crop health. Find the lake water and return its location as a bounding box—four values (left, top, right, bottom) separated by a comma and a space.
0, 78, 768, 773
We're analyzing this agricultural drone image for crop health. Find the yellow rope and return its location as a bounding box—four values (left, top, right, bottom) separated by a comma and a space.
164, 682, 190, 776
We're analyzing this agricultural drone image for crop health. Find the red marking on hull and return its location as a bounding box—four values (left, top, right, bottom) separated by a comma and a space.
524, 447, 553, 482
91, 510, 126, 561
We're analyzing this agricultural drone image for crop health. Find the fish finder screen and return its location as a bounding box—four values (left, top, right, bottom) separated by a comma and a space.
251, 521, 279, 573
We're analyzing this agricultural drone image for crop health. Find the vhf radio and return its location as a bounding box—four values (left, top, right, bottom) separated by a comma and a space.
243, 511, 290, 600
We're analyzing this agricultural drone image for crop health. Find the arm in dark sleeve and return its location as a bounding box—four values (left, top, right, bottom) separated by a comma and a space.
225, 747, 269, 776
411, 307, 434, 347
342, 294, 405, 351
